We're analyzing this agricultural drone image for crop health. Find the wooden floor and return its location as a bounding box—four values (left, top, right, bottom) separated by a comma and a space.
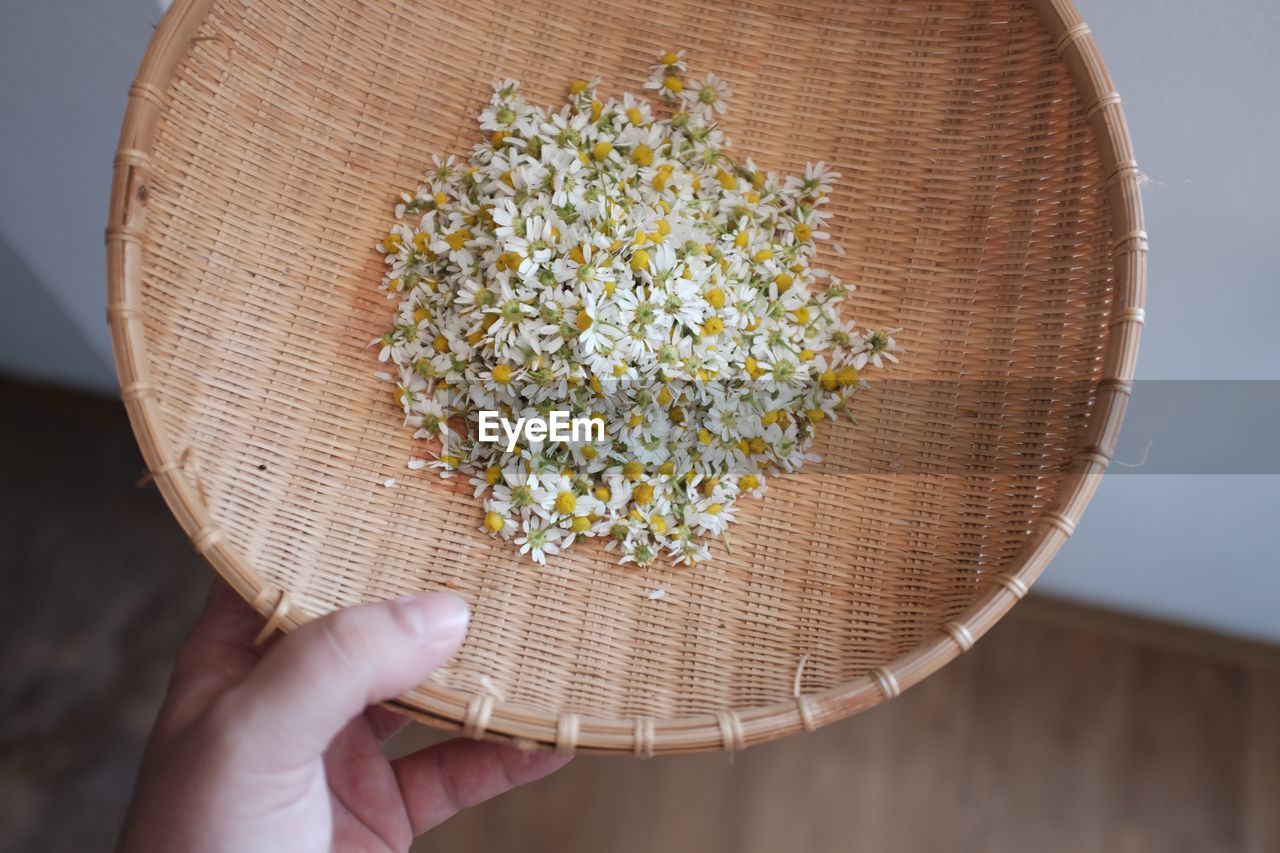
3, 377, 1278, 853
401, 598, 1280, 853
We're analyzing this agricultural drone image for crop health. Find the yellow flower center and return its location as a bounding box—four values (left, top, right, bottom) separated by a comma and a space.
445, 229, 472, 251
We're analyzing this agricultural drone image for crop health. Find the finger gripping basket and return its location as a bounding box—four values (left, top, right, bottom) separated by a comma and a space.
108, 0, 1144, 754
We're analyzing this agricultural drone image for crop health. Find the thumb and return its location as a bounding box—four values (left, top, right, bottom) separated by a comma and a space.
221, 592, 469, 767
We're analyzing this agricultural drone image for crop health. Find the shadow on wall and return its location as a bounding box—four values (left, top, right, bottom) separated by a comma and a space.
0, 235, 115, 393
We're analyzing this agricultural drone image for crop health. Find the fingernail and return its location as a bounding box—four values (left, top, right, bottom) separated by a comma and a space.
393, 592, 470, 644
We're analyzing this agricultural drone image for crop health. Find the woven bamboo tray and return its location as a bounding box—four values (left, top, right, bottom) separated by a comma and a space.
108, 0, 1144, 755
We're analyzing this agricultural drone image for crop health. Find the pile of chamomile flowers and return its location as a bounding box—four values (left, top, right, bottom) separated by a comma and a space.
374, 51, 898, 567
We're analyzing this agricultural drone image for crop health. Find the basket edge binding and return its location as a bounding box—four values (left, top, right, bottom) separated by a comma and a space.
105, 0, 1146, 755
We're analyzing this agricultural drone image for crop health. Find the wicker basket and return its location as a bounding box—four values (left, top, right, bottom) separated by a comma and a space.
108, 0, 1144, 755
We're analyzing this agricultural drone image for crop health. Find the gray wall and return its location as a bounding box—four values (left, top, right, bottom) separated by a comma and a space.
1, 1, 1277, 639
0, 0, 166, 391
1031, 1, 1280, 638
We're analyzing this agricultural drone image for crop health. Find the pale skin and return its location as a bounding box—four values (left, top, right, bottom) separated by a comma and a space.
116, 583, 569, 852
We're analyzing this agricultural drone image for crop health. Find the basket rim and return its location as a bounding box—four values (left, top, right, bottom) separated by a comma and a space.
106, 0, 1146, 755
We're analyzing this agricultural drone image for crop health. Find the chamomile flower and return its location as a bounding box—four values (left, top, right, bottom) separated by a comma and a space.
852, 328, 901, 369
682, 73, 731, 118
652, 49, 688, 74
645, 64, 686, 101
619, 92, 654, 127
480, 504, 517, 537
515, 517, 563, 565
786, 161, 840, 197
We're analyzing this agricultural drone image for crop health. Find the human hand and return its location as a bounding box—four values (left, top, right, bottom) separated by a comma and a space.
116, 582, 568, 852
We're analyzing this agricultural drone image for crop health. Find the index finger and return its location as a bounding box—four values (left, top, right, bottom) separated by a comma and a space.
392, 738, 571, 835
163, 580, 265, 727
